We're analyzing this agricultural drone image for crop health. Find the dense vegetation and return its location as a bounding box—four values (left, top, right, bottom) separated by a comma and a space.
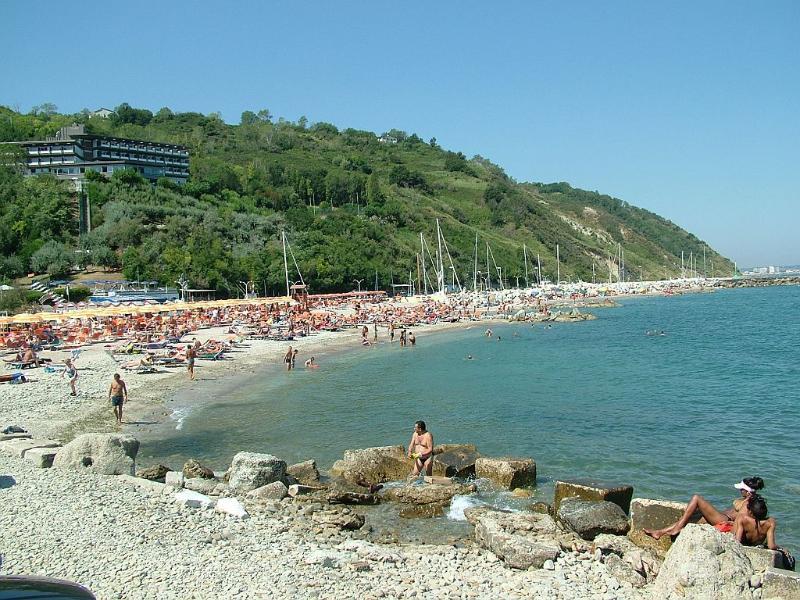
0, 104, 733, 298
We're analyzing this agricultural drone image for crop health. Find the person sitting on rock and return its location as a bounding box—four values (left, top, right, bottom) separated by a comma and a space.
731, 494, 778, 549
644, 477, 768, 541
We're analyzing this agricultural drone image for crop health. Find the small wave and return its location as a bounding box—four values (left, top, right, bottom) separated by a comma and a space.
447, 494, 486, 521
169, 407, 191, 431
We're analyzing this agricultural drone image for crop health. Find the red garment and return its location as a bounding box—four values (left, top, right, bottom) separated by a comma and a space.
715, 521, 734, 534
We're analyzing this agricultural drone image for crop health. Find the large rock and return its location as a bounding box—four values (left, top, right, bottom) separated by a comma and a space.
287, 460, 320, 485
593, 534, 661, 582
652, 524, 758, 600
330, 445, 412, 484
432, 446, 481, 478
175, 489, 215, 510
557, 498, 630, 540
466, 507, 568, 569
247, 481, 289, 501
628, 497, 692, 557
475, 457, 536, 490
228, 452, 286, 494
554, 479, 633, 514
183, 458, 215, 479
165, 471, 185, 489
23, 447, 59, 469
762, 566, 800, 599
0, 438, 61, 458
743, 546, 791, 573
137, 464, 171, 481
184, 477, 220, 495
383, 481, 477, 505
53, 433, 139, 476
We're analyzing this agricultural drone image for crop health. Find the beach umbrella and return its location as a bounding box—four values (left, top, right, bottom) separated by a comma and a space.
10, 313, 44, 324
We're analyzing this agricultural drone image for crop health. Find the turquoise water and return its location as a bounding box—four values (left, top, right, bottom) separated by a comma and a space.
141, 286, 800, 550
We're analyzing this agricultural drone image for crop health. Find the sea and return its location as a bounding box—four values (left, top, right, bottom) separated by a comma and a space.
139, 285, 800, 550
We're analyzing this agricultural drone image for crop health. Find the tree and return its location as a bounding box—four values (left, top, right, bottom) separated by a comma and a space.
30, 240, 72, 276
366, 173, 384, 205
240, 111, 259, 126
31, 103, 58, 117
257, 109, 273, 123
429, 137, 438, 148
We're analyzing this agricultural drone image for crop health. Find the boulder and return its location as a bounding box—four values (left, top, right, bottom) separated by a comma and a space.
432, 445, 480, 478
475, 457, 536, 490
651, 524, 757, 600
327, 490, 380, 505
184, 477, 220, 495
165, 471, 185, 489
742, 546, 790, 573
312, 508, 365, 531
0, 432, 32, 442
23, 446, 58, 468
593, 534, 661, 582
466, 507, 567, 569
762, 566, 800, 599
557, 498, 630, 540
529, 502, 552, 515
228, 452, 286, 494
53, 433, 139, 476
628, 497, 694, 557
287, 459, 320, 485
137, 464, 171, 481
215, 497, 249, 519
175, 489, 215, 510
554, 479, 633, 514
383, 481, 477, 505
247, 481, 289, 501
605, 554, 647, 588
330, 445, 412, 484
183, 458, 215, 479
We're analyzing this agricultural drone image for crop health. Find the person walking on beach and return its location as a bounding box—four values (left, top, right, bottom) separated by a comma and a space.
62, 358, 78, 396
186, 345, 196, 380
108, 373, 128, 425
284, 346, 294, 371
408, 420, 434, 477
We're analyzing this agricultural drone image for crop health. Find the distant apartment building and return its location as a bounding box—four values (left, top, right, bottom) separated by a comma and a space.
13, 125, 189, 187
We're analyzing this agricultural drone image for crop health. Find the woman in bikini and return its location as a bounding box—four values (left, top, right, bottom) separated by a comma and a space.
732, 494, 778, 549
645, 476, 765, 540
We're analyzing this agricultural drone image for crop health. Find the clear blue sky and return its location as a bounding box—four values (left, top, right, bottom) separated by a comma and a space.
3, 1, 798, 266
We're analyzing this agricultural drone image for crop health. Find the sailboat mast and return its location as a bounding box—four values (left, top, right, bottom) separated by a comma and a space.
282, 230, 290, 297
523, 244, 529, 288
436, 219, 444, 293
473, 233, 478, 291
420, 233, 428, 295
556, 243, 560, 284
537, 253, 542, 284
486, 243, 491, 291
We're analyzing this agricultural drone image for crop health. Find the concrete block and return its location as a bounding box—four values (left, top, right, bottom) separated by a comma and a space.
175, 489, 215, 510
165, 471, 185, 489
628, 497, 690, 557
744, 546, 789, 573
22, 446, 58, 468
762, 566, 800, 599
0, 438, 61, 458
554, 479, 633, 514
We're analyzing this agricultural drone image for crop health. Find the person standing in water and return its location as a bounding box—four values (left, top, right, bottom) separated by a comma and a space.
407, 420, 434, 477
284, 346, 294, 371
408, 331, 416, 346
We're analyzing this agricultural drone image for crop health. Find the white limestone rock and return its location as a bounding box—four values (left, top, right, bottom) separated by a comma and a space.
175, 489, 215, 510
53, 433, 139, 476
228, 452, 286, 494
215, 497, 249, 519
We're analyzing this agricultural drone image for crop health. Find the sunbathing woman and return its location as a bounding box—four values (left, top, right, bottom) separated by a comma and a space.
645, 477, 764, 540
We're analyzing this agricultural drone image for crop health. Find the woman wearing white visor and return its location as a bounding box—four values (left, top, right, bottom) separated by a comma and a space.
645, 476, 764, 541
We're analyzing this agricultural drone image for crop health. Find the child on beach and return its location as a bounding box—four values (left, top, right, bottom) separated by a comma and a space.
62, 358, 78, 396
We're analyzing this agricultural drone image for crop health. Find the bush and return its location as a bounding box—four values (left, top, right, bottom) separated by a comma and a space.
30, 241, 73, 277
53, 285, 91, 302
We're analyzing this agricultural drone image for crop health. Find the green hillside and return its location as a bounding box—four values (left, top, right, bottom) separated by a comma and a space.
0, 104, 733, 297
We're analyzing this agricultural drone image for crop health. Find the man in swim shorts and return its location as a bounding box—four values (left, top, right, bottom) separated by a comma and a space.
408, 420, 434, 477
108, 373, 128, 425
